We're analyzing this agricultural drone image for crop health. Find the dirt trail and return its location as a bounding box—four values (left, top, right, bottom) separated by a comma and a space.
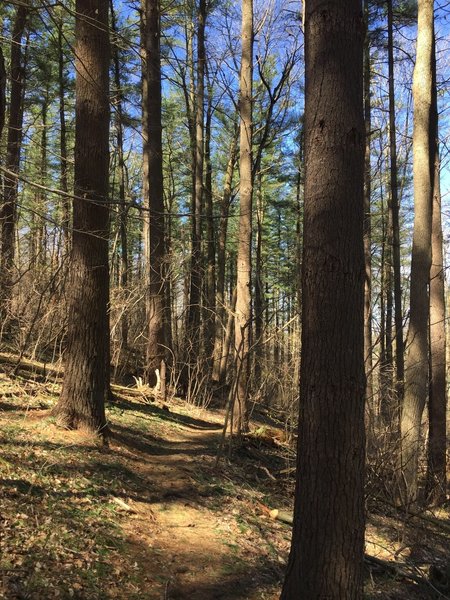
106, 404, 284, 600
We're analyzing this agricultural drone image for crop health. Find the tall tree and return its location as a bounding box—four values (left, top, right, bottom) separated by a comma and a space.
212, 125, 238, 383
0, 1, 29, 327
234, 0, 253, 434
363, 0, 373, 413
111, 0, 130, 350
52, 0, 110, 435
400, 0, 434, 505
142, 0, 166, 385
186, 0, 207, 363
426, 25, 446, 504
0, 47, 5, 139
203, 66, 216, 362
387, 0, 405, 402
281, 1, 366, 597
56, 12, 70, 258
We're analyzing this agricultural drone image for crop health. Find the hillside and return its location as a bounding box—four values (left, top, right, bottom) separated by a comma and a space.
0, 360, 449, 599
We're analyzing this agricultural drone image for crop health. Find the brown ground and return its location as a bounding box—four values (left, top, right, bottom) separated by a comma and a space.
0, 362, 449, 599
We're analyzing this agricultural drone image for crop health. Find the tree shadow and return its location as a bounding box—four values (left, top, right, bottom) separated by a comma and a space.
111, 396, 223, 431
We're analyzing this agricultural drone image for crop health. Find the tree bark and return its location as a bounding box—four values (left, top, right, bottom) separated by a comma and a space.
253, 171, 264, 385
186, 1, 206, 361
401, 0, 434, 505
203, 69, 215, 362
0, 47, 5, 139
387, 0, 405, 402
52, 0, 110, 436
111, 0, 129, 350
426, 27, 446, 505
363, 0, 374, 435
57, 15, 70, 259
281, 2, 365, 597
143, 0, 166, 386
212, 126, 238, 383
234, 0, 253, 434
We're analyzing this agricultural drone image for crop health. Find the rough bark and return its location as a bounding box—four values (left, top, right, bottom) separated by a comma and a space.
234, 0, 253, 434
401, 0, 434, 505
281, 2, 366, 598
52, 0, 110, 436
143, 0, 165, 386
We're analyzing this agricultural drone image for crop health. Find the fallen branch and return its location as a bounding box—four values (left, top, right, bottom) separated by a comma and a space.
370, 495, 450, 534
111, 497, 138, 514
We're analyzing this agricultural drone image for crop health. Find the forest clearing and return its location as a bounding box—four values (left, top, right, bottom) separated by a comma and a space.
0, 358, 448, 600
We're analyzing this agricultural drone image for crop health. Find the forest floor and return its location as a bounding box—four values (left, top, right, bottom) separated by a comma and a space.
0, 355, 449, 600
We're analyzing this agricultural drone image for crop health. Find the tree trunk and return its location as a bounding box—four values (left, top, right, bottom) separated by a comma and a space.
388, 0, 405, 402
37, 94, 49, 266
57, 16, 70, 260
401, 0, 434, 505
0, 47, 5, 139
186, 1, 206, 362
143, 0, 165, 386
281, 2, 365, 597
234, 0, 253, 434
295, 126, 303, 317
363, 0, 373, 412
380, 162, 394, 425
52, 0, 110, 436
253, 171, 264, 384
203, 70, 215, 362
219, 287, 237, 385
0, 2, 29, 327
111, 0, 129, 350
426, 28, 446, 505
212, 126, 238, 383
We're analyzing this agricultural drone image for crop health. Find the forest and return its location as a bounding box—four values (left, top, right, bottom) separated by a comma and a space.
0, 0, 448, 598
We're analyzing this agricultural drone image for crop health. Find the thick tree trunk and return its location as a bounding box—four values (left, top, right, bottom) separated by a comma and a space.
52, 0, 110, 436
234, 0, 253, 434
426, 31, 446, 505
0, 2, 29, 326
281, 2, 365, 597
143, 0, 165, 386
401, 0, 434, 505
